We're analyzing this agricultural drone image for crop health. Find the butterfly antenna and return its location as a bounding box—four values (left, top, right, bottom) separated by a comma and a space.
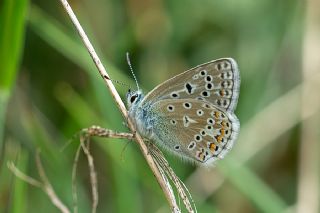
103, 73, 131, 89
126, 52, 140, 91
110, 79, 131, 88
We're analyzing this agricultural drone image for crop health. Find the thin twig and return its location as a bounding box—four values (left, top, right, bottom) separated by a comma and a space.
58, 0, 179, 211
78, 127, 197, 212
72, 141, 82, 213
72, 127, 132, 213
35, 150, 70, 213
80, 136, 98, 213
72, 129, 101, 213
8, 154, 71, 213
7, 161, 43, 187
83, 125, 134, 140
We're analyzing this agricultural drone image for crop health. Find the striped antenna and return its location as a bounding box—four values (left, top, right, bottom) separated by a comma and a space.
126, 52, 140, 91
103, 74, 131, 89
110, 79, 130, 88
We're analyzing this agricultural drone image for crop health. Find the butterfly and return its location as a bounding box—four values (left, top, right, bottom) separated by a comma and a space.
126, 58, 240, 166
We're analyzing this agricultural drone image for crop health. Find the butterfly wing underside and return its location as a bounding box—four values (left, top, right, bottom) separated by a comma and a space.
149, 99, 239, 164
143, 58, 240, 112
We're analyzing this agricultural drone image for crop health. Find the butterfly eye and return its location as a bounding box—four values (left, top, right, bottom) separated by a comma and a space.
130, 95, 138, 103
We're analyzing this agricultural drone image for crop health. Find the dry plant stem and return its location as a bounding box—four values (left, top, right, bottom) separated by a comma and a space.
7, 155, 71, 213
80, 137, 98, 213
57, 1, 178, 210
7, 162, 42, 187
72, 142, 82, 213
72, 132, 99, 213
83, 125, 134, 140
80, 127, 195, 213
35, 150, 71, 213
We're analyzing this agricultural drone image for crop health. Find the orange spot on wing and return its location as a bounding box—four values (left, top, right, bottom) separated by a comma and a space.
215, 128, 225, 143
214, 111, 220, 118
220, 128, 225, 137
209, 143, 216, 152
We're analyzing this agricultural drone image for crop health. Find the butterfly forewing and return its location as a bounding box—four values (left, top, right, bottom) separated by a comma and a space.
143, 58, 240, 112
149, 99, 239, 164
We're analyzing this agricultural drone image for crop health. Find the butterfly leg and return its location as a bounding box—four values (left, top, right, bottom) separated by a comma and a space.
122, 117, 138, 138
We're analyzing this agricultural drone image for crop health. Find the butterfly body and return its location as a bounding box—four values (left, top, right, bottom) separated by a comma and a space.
127, 58, 240, 166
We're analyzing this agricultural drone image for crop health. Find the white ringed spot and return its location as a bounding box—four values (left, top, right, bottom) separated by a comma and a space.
183, 102, 192, 109
167, 105, 175, 112
194, 134, 202, 142
199, 70, 207, 76
196, 109, 204, 116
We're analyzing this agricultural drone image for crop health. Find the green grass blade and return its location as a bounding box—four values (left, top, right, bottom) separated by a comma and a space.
219, 158, 288, 212
11, 150, 29, 213
28, 5, 132, 87
0, 0, 28, 156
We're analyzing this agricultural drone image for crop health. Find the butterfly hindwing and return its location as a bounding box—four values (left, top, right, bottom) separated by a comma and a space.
142, 58, 240, 112
149, 99, 239, 164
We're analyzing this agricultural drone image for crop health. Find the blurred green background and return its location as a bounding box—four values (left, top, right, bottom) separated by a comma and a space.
1, 0, 319, 212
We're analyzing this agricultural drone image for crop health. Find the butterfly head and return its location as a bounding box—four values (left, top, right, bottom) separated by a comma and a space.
126, 89, 144, 109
